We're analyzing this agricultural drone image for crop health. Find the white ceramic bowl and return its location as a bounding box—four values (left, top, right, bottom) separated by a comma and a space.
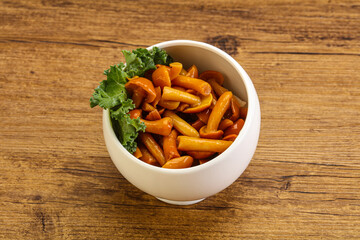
103, 40, 261, 205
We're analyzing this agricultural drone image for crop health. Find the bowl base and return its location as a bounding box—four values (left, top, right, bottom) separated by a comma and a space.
156, 197, 205, 205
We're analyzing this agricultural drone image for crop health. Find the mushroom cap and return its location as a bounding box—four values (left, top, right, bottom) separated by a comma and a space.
224, 118, 245, 137
186, 151, 215, 159
169, 62, 183, 80
222, 134, 238, 141
125, 77, 157, 103
199, 70, 224, 85
199, 125, 223, 139
183, 93, 213, 114
152, 65, 171, 89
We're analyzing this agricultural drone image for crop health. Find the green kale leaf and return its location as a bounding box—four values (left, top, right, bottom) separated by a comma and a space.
90, 64, 128, 109
123, 47, 173, 78
89, 47, 172, 153
110, 100, 146, 153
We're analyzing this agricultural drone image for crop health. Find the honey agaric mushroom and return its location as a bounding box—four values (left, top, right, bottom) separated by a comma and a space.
162, 156, 193, 169
151, 86, 162, 107
210, 90, 217, 109
185, 89, 197, 95
199, 91, 232, 139
185, 65, 198, 78
224, 118, 245, 137
182, 93, 213, 114
140, 117, 173, 136
145, 109, 161, 121
155, 64, 170, 70
207, 78, 228, 96
172, 86, 186, 92
133, 147, 142, 158
240, 107, 248, 119
155, 62, 183, 81
177, 136, 233, 153
152, 65, 171, 89
169, 62, 183, 80
196, 108, 211, 124
142, 102, 156, 112
162, 86, 201, 105
199, 159, 209, 165
199, 70, 224, 85
138, 143, 159, 166
207, 91, 232, 130
186, 151, 215, 159
199, 126, 223, 139
163, 110, 200, 138
191, 119, 205, 131
177, 103, 190, 112
229, 98, 240, 122
157, 98, 180, 110
157, 108, 165, 115
172, 75, 211, 96
163, 129, 180, 161
128, 109, 142, 119
125, 77, 156, 103
218, 119, 234, 131
222, 134, 238, 141
179, 68, 187, 76
208, 79, 246, 108
131, 87, 146, 108
139, 132, 166, 166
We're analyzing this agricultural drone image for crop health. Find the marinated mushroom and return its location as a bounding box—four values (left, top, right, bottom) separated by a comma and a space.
125, 77, 157, 104
140, 117, 173, 136
199, 91, 232, 139
199, 70, 224, 85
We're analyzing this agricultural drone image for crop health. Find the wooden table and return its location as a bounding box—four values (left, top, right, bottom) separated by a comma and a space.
1, 1, 359, 239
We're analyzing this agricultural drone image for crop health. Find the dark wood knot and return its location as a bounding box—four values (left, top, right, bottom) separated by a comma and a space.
206, 35, 239, 56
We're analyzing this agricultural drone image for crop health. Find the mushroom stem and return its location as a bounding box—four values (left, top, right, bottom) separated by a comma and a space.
151, 86, 162, 107
152, 65, 171, 89
157, 98, 180, 110
145, 109, 161, 121
128, 109, 142, 119
186, 151, 215, 159
163, 129, 180, 161
163, 110, 200, 137
185, 65, 198, 78
132, 87, 146, 108
224, 118, 245, 137
162, 86, 201, 105
218, 119, 234, 131
196, 109, 211, 124
199, 70, 224, 85
206, 91, 233, 132
138, 143, 159, 166
133, 146, 142, 158
177, 136, 233, 152
162, 156, 193, 169
172, 75, 211, 96
208, 79, 245, 109
169, 62, 183, 80
139, 133, 166, 166
191, 119, 205, 131
140, 117, 173, 136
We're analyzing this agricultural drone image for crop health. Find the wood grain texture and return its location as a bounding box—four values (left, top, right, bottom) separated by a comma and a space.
0, 0, 359, 239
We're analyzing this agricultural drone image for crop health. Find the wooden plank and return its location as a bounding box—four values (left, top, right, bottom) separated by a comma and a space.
0, 0, 359, 239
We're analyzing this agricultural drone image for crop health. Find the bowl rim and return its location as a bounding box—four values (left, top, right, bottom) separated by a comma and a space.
104, 39, 256, 175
